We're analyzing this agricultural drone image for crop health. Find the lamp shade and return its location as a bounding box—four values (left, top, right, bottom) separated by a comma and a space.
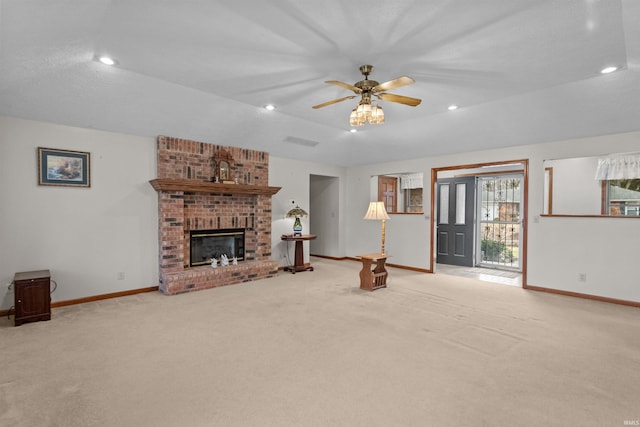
363, 201, 390, 220
286, 206, 308, 218
286, 205, 308, 236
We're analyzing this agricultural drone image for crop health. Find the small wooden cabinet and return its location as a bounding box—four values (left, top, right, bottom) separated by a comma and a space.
13, 270, 51, 326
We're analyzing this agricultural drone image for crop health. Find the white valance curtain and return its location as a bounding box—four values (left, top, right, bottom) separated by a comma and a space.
595, 155, 640, 180
401, 173, 423, 189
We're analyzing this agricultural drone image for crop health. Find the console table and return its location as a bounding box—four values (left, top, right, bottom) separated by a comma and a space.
281, 234, 316, 273
357, 253, 389, 291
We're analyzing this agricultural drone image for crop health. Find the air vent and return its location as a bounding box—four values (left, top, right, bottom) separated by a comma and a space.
283, 136, 319, 147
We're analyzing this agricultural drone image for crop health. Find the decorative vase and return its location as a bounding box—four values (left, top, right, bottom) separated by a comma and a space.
293, 217, 302, 235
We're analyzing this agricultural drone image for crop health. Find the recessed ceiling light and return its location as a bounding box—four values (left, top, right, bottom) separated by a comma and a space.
600, 66, 618, 74
448, 105, 458, 111
264, 104, 276, 111
98, 56, 116, 66
349, 129, 357, 133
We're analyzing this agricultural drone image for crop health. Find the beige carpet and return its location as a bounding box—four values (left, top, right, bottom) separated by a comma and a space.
2, 257, 639, 427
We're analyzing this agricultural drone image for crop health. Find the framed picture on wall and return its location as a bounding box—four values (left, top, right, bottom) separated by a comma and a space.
38, 147, 91, 187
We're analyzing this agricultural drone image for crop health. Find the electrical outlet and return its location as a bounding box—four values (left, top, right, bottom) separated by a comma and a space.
578, 273, 587, 282
117, 272, 125, 280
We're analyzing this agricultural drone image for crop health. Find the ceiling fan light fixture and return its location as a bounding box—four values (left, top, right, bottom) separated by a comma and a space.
357, 102, 372, 115
356, 104, 369, 124
350, 97, 383, 126
369, 103, 385, 124
314, 64, 418, 125
350, 108, 364, 126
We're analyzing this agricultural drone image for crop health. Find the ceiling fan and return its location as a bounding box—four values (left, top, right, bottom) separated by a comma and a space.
312, 64, 422, 126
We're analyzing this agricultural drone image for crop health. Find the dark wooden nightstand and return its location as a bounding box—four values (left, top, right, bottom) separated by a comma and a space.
13, 270, 51, 326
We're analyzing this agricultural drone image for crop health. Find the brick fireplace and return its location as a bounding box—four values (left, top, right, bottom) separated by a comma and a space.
150, 136, 281, 295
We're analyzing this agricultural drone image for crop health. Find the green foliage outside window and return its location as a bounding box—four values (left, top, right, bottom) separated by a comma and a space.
481, 239, 514, 263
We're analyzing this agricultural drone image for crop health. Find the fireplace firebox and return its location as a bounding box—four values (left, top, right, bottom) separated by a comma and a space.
189, 228, 245, 267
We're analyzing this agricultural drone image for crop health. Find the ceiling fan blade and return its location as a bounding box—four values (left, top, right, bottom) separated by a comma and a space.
312, 95, 357, 109
373, 76, 415, 93
325, 80, 362, 93
377, 93, 422, 107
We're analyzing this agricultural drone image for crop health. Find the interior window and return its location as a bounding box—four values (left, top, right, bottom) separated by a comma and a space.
404, 188, 423, 213
372, 173, 424, 213
605, 179, 640, 216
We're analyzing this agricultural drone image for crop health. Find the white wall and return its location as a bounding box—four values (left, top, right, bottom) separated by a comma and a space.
2, 115, 639, 308
344, 131, 640, 302
0, 116, 158, 310
0, 117, 347, 309
524, 133, 640, 302
346, 159, 432, 268
268, 157, 346, 267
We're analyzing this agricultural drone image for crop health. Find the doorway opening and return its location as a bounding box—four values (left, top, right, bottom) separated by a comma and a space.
309, 174, 340, 257
431, 160, 528, 287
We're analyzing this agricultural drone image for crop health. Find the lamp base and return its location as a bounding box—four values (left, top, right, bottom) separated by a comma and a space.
293, 217, 302, 236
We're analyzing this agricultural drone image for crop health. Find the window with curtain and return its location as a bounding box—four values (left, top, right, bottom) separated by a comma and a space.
604, 180, 640, 216
595, 154, 640, 216
401, 173, 423, 213
595, 154, 640, 180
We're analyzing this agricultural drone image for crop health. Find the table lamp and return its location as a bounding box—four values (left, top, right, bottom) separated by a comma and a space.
363, 201, 390, 254
286, 205, 308, 236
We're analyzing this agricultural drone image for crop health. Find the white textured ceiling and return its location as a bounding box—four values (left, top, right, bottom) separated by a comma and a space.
1, 0, 639, 166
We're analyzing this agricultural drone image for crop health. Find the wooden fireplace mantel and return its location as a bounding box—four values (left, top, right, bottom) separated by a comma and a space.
149, 179, 281, 196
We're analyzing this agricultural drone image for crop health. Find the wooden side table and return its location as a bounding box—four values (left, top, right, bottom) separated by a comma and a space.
357, 253, 389, 291
281, 234, 317, 273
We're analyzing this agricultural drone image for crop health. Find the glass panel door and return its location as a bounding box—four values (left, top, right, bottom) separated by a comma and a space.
477, 175, 523, 270
439, 184, 449, 224
455, 183, 466, 224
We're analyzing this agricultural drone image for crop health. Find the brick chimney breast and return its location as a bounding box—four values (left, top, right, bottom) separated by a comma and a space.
153, 136, 279, 295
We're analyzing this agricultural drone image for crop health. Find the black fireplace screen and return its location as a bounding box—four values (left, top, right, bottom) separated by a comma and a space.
189, 228, 245, 267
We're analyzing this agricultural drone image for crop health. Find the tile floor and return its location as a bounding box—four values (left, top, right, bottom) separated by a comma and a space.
435, 263, 522, 286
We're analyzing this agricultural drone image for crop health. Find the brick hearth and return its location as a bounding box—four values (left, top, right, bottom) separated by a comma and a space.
151, 136, 280, 295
